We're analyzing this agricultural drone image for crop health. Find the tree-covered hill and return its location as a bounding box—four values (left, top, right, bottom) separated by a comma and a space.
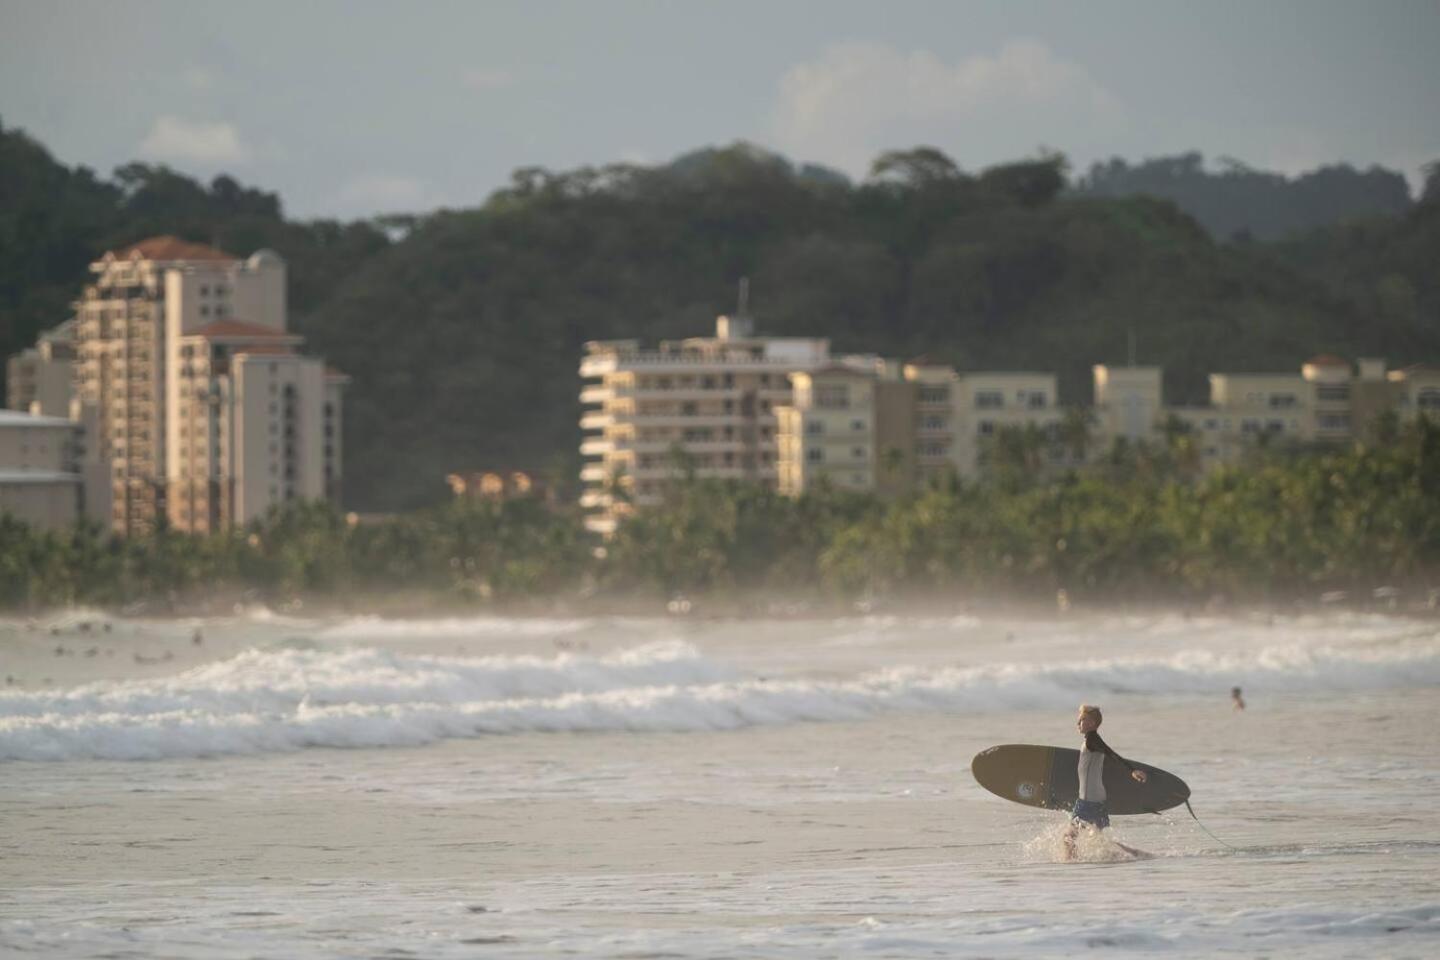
1073, 152, 1417, 241
3, 120, 1438, 510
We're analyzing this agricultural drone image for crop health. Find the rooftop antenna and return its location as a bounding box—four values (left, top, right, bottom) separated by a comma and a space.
737, 276, 750, 316
1127, 325, 1137, 366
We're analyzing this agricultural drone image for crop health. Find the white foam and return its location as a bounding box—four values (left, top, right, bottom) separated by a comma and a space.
3, 634, 1438, 763
316, 614, 596, 641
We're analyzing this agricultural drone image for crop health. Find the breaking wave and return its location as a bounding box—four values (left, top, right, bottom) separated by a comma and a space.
3, 638, 1438, 762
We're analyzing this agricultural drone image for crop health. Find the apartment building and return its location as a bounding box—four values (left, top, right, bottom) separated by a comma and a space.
0, 409, 82, 532
579, 313, 832, 533
5, 235, 346, 535
1387, 364, 1440, 422
5, 320, 77, 417
776, 365, 881, 496
1099, 356, 1440, 469
953, 370, 1062, 476
167, 319, 347, 533
776, 360, 1063, 498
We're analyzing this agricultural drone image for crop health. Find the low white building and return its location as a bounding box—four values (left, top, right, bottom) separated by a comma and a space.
0, 410, 83, 532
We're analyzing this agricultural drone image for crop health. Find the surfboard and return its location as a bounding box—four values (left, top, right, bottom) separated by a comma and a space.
971, 743, 1190, 815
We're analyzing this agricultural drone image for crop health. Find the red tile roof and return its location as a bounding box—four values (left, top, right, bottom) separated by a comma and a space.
190, 319, 298, 341
107, 235, 237, 263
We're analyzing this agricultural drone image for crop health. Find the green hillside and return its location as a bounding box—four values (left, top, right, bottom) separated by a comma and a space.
3, 121, 1437, 510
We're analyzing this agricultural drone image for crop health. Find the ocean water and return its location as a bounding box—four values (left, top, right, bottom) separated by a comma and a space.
2, 609, 1437, 957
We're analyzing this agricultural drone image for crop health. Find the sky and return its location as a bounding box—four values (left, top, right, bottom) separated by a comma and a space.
2, 0, 1437, 220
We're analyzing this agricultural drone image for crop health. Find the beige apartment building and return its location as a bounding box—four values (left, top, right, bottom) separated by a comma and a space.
5, 235, 346, 535
0, 409, 83, 532
776, 365, 882, 496
6, 320, 76, 417
168, 319, 347, 533
1101, 355, 1440, 469
952, 370, 1063, 476
579, 313, 834, 533
776, 360, 1064, 498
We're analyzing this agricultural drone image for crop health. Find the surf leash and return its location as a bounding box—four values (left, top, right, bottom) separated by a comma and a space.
1183, 799, 1241, 852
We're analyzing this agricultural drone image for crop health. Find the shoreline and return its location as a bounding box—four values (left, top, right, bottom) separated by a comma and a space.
5, 585, 1438, 626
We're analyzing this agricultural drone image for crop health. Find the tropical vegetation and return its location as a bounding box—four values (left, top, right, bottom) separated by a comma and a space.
3, 418, 1437, 611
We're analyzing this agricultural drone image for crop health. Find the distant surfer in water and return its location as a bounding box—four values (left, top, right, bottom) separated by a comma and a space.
1231, 686, 1246, 711
1064, 704, 1146, 860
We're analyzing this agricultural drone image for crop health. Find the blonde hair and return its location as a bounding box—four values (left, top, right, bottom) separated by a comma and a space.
1079, 704, 1103, 725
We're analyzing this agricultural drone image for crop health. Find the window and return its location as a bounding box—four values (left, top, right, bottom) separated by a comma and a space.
1269, 394, 1298, 409
975, 390, 1003, 409
918, 386, 949, 404
1316, 384, 1350, 402
1026, 392, 1047, 410
806, 447, 823, 463
921, 415, 945, 430
1241, 419, 1261, 434
805, 421, 824, 435
1266, 420, 1284, 432
1418, 389, 1440, 410
1318, 414, 1351, 431
978, 421, 995, 436
851, 419, 865, 431
852, 447, 865, 459
815, 384, 849, 409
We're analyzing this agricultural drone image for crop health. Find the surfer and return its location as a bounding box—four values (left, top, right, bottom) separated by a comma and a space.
1231, 686, 1246, 711
1064, 704, 1146, 860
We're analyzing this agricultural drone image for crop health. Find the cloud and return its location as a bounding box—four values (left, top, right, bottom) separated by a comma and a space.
459, 67, 515, 92
182, 65, 217, 92
138, 116, 251, 165
769, 39, 1126, 177
337, 174, 429, 214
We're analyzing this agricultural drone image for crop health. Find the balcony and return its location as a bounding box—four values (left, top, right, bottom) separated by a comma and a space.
578, 490, 615, 509
580, 438, 615, 456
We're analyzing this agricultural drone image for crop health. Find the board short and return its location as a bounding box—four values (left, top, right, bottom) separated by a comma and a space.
1071, 799, 1111, 829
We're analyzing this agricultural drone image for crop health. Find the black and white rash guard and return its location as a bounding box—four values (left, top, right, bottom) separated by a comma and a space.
1077, 730, 1137, 803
